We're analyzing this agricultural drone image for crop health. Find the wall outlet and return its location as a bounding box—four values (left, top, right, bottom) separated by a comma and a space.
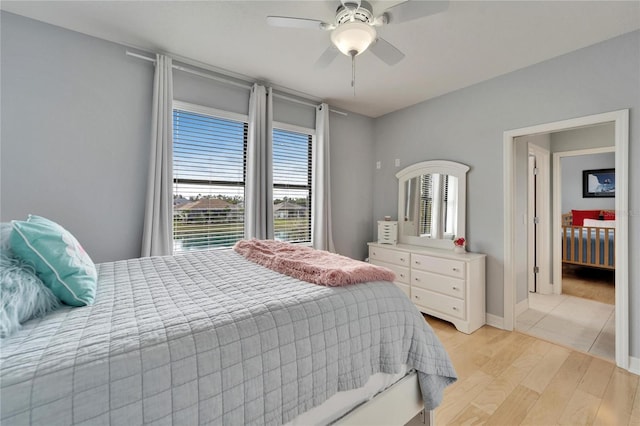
376, 161, 381, 169
395, 158, 400, 167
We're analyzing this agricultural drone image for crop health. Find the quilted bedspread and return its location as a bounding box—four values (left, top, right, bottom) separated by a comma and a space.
0, 250, 456, 425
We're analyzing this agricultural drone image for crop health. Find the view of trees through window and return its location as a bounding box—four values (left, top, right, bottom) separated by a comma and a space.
172, 106, 312, 253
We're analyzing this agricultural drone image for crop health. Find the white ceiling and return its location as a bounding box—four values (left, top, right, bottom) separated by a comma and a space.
2, 1, 639, 117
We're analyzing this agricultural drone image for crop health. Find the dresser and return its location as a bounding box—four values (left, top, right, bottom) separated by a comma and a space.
368, 242, 486, 334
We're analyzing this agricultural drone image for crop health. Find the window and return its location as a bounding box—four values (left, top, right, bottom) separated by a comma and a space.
272, 126, 312, 243
172, 105, 248, 253
172, 102, 314, 253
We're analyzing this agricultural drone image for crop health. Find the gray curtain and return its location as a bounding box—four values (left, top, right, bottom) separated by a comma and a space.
141, 54, 173, 257
312, 103, 335, 252
244, 84, 274, 239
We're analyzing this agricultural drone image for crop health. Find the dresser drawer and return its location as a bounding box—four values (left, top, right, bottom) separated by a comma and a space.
369, 246, 410, 267
411, 287, 465, 320
411, 253, 465, 279
370, 259, 410, 285
411, 270, 465, 300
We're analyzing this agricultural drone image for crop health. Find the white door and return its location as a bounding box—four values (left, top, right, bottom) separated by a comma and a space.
527, 143, 551, 294
527, 154, 537, 293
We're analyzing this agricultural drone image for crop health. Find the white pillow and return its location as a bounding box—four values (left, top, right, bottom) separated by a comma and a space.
583, 218, 616, 228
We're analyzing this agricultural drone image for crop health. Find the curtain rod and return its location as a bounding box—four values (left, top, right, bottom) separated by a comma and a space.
126, 51, 251, 90
125, 50, 348, 116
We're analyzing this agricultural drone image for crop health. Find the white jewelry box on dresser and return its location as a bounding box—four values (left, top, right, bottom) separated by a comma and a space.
368, 242, 486, 334
377, 220, 398, 245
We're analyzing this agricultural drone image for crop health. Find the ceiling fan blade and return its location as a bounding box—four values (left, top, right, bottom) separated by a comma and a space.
266, 16, 330, 30
383, 0, 449, 24
315, 46, 340, 68
369, 37, 405, 66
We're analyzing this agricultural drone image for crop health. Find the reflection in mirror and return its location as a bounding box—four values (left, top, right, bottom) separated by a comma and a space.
403, 174, 458, 239
396, 161, 469, 249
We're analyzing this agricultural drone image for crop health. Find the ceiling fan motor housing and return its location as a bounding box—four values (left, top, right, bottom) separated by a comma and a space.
336, 1, 374, 24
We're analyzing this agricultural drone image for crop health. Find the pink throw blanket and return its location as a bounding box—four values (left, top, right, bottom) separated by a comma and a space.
233, 239, 396, 287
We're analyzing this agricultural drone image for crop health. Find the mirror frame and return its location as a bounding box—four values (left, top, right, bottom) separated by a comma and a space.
396, 160, 470, 249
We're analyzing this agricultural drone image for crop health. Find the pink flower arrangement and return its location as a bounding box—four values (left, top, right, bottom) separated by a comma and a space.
454, 237, 465, 247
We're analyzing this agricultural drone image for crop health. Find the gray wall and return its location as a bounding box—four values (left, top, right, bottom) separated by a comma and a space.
0, 12, 375, 263
173, 68, 250, 117
552, 123, 616, 213
561, 152, 615, 213
1, 12, 154, 262
373, 31, 640, 357
552, 122, 615, 153
329, 111, 375, 260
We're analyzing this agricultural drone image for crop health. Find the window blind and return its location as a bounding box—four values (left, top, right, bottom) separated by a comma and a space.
419, 173, 452, 238
442, 174, 452, 235
419, 174, 433, 236
272, 128, 312, 243
173, 109, 247, 253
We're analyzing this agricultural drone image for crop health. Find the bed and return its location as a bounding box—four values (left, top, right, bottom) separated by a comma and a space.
561, 212, 615, 270
0, 247, 456, 425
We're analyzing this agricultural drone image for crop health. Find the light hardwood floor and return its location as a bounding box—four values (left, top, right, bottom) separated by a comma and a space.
426, 316, 639, 426
562, 266, 615, 305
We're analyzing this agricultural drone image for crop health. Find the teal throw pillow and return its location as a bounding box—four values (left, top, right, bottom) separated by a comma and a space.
10, 215, 97, 306
0, 252, 60, 338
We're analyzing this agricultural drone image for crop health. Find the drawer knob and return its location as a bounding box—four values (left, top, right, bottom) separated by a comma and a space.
400, 273, 405, 278
400, 257, 405, 262
414, 277, 420, 282
452, 267, 460, 272
414, 260, 421, 265
452, 307, 459, 311
452, 286, 459, 291
413, 295, 420, 300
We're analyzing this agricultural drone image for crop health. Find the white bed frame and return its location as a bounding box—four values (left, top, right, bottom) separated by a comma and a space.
336, 372, 432, 426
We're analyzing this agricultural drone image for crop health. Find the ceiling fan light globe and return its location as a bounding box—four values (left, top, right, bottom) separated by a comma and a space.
330, 21, 376, 56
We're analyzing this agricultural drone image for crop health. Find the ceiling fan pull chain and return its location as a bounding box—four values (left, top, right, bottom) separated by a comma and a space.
351, 52, 356, 96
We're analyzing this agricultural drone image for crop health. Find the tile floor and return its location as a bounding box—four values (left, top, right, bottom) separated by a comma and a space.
516, 292, 615, 361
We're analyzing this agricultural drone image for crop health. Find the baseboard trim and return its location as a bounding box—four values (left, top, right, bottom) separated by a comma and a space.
630, 356, 640, 375
485, 314, 505, 330
515, 298, 529, 317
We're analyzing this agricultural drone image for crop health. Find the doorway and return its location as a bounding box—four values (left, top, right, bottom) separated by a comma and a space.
520, 141, 616, 360
503, 109, 629, 370
552, 146, 616, 295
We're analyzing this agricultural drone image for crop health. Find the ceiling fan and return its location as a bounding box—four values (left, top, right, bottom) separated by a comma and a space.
267, 0, 449, 68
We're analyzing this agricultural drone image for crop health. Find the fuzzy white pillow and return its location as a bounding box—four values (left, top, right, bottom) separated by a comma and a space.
0, 253, 60, 338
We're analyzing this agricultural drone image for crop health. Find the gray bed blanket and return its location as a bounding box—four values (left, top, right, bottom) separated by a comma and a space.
1, 250, 456, 425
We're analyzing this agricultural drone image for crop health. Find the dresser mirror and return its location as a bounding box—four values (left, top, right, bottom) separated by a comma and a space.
396, 160, 469, 249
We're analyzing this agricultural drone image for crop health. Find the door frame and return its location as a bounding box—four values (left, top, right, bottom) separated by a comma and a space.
528, 143, 552, 295
552, 146, 615, 294
503, 109, 629, 370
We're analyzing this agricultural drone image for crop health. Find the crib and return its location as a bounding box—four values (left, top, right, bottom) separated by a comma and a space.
561, 212, 615, 270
